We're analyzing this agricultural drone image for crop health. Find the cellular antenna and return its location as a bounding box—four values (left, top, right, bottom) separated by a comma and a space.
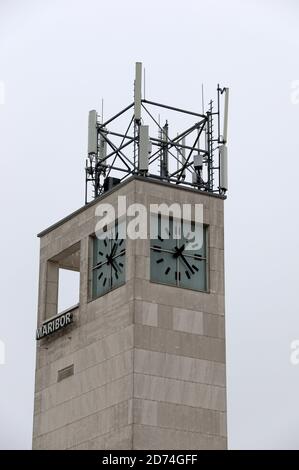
161, 121, 169, 178
181, 136, 186, 180
139, 125, 150, 173
217, 85, 230, 194
219, 144, 228, 192
134, 62, 142, 123
222, 87, 229, 144
176, 135, 186, 180
87, 110, 97, 155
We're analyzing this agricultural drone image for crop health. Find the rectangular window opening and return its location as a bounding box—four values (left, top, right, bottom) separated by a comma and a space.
58, 268, 80, 313
45, 242, 80, 320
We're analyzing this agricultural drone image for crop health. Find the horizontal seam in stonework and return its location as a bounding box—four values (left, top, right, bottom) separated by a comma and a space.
133, 348, 226, 367
132, 422, 227, 440
35, 348, 134, 395
66, 423, 133, 450
36, 323, 134, 372
132, 371, 226, 390
133, 377, 226, 412
134, 320, 225, 340
155, 306, 225, 319
133, 373, 226, 406
35, 406, 133, 446
134, 323, 226, 340
132, 397, 226, 415
35, 371, 133, 419
134, 302, 225, 318
133, 344, 225, 365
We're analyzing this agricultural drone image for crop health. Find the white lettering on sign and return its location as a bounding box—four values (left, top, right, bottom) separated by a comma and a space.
36, 311, 73, 340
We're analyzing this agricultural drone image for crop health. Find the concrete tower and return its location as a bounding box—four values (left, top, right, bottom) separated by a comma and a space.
32, 65, 228, 449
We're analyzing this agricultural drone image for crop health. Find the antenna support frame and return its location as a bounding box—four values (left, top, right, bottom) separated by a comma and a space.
85, 65, 229, 203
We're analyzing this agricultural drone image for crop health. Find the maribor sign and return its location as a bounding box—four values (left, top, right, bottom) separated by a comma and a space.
36, 311, 73, 340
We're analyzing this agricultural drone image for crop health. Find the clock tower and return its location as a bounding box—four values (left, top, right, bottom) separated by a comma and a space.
32, 64, 229, 450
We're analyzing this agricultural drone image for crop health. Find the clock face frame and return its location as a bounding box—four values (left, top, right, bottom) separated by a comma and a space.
91, 220, 126, 299
150, 215, 208, 292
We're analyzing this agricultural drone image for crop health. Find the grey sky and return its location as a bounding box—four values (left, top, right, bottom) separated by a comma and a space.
0, 0, 299, 449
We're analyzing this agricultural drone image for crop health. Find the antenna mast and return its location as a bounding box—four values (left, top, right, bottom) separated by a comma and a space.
85, 63, 229, 203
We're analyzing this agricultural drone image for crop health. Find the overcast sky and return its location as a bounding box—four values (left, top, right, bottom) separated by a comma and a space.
0, 0, 299, 449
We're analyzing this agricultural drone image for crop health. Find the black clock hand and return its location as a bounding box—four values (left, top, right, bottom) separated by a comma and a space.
111, 243, 118, 257
111, 259, 122, 282
180, 253, 195, 275
112, 255, 124, 273
111, 260, 119, 273
106, 243, 118, 264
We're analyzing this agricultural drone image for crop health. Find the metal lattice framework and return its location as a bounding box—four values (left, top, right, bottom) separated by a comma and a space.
85, 63, 229, 203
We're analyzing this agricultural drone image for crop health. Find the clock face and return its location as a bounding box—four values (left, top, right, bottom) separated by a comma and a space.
92, 221, 126, 298
150, 215, 207, 291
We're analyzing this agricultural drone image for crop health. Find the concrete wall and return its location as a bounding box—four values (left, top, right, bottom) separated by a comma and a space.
32, 177, 226, 450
